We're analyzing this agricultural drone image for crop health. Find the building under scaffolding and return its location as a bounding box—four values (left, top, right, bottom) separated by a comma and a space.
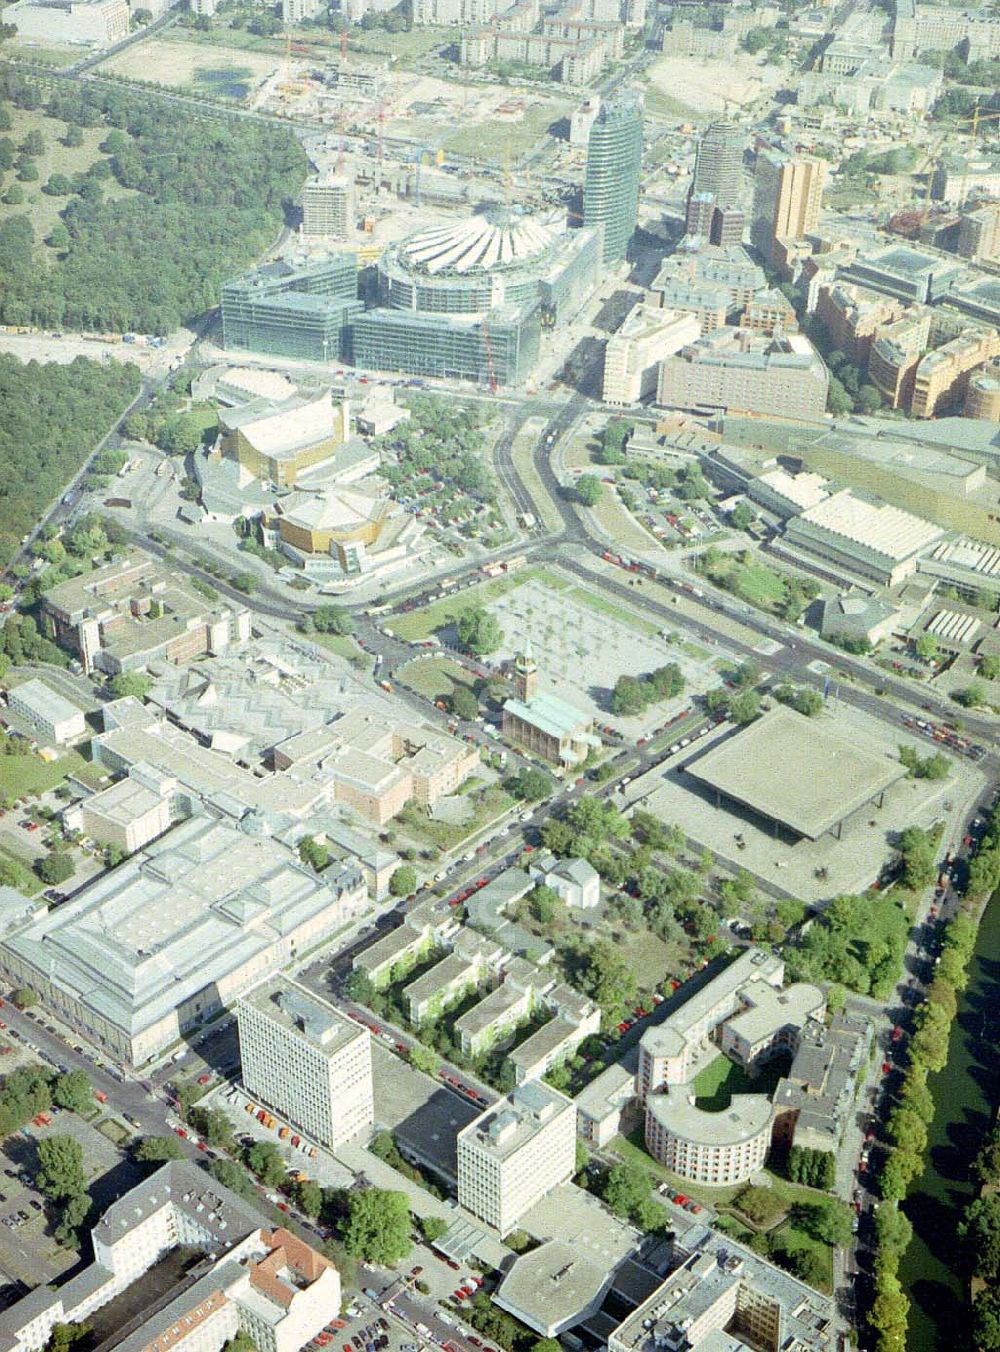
221, 255, 363, 363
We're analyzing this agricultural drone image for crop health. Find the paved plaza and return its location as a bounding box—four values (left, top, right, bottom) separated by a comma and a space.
488, 575, 732, 734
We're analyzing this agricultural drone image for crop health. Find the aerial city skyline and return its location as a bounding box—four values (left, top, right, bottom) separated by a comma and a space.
0, 1, 998, 1350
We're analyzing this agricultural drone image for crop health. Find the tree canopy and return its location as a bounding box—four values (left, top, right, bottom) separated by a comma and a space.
343, 1188, 412, 1264
0, 355, 139, 563
0, 71, 307, 335
456, 607, 502, 656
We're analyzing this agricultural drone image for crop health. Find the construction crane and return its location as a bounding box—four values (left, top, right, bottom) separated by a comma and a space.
888, 104, 1000, 237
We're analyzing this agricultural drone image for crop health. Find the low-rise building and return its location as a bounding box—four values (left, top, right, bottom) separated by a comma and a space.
920, 535, 1000, 602
238, 976, 374, 1148
573, 1058, 637, 1147
41, 551, 250, 677
820, 592, 900, 648
457, 1081, 576, 1235
838, 243, 967, 306
772, 1012, 873, 1156
273, 710, 480, 825
217, 388, 350, 489
782, 488, 945, 586
6, 679, 85, 745
745, 467, 829, 520
502, 691, 599, 767
0, 814, 367, 1067
65, 765, 174, 855
527, 850, 600, 909
608, 1226, 837, 1352
262, 482, 428, 585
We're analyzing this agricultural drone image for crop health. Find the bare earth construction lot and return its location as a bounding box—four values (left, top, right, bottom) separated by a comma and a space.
643, 51, 785, 117
98, 38, 279, 96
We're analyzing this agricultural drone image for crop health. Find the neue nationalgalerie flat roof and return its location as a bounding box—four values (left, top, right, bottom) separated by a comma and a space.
685, 706, 908, 840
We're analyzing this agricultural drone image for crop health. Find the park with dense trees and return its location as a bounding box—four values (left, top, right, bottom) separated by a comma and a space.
0, 71, 306, 335
0, 355, 139, 562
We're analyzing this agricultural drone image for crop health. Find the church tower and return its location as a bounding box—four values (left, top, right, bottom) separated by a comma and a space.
512, 639, 538, 702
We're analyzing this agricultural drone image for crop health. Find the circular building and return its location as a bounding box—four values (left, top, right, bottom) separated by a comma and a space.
965, 359, 1000, 420
377, 205, 600, 323
645, 1085, 773, 1187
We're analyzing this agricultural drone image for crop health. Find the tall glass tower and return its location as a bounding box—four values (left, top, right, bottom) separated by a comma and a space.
583, 91, 644, 266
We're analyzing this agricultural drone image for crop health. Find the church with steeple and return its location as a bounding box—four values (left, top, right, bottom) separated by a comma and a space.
502, 636, 599, 768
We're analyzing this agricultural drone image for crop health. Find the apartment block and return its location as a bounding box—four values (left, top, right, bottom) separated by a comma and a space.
636, 950, 785, 1100
814, 282, 910, 368
238, 977, 374, 1148
0, 1160, 340, 1352
457, 1082, 575, 1235
911, 327, 1000, 417
656, 328, 829, 421
352, 901, 459, 989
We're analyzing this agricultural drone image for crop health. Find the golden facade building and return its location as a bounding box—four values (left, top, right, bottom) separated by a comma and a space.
218, 390, 349, 488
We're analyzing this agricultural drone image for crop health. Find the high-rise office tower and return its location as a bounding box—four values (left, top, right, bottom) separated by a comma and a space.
751, 150, 828, 262
583, 91, 644, 265
685, 120, 745, 243
302, 171, 356, 242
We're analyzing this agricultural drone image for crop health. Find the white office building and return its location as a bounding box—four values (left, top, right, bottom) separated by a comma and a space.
238, 976, 374, 1148
457, 1082, 575, 1235
7, 678, 86, 745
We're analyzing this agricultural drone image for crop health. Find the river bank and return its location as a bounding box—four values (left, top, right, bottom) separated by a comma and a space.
897, 886, 1000, 1350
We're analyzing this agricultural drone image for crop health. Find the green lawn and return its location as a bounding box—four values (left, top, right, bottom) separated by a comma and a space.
389, 566, 568, 641
346, 26, 449, 59
398, 785, 513, 851
510, 431, 563, 534
397, 656, 477, 703
692, 1054, 754, 1109
0, 844, 41, 896
310, 631, 368, 665
7, 45, 81, 66
733, 563, 787, 607
0, 750, 88, 801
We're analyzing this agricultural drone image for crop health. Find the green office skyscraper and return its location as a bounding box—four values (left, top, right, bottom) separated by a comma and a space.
584, 91, 644, 266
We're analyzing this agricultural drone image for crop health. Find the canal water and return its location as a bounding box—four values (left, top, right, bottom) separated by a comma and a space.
898, 892, 1000, 1351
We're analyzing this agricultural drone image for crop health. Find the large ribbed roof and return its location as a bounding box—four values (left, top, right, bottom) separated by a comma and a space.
401, 208, 556, 276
